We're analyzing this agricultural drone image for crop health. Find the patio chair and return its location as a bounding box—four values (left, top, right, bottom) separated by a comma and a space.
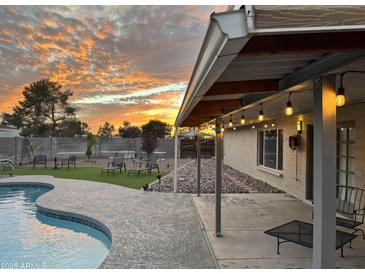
312, 185, 365, 240
145, 155, 160, 174
60, 155, 77, 169
0, 155, 15, 172
33, 154, 47, 169
128, 159, 150, 177
128, 155, 160, 176
108, 156, 126, 173
336, 185, 365, 239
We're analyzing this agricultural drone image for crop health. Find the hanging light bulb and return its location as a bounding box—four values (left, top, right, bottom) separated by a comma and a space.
229, 115, 233, 127
336, 73, 346, 107
258, 103, 264, 121
336, 86, 346, 107
240, 110, 245, 125
285, 92, 294, 116
252, 125, 255, 129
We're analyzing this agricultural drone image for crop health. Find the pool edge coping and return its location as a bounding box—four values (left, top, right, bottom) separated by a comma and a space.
0, 178, 114, 267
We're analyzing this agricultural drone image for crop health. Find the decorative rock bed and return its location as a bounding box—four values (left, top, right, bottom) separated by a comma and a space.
151, 158, 284, 194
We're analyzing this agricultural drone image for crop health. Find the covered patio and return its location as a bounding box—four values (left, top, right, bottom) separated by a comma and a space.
193, 193, 365, 268
174, 5, 365, 268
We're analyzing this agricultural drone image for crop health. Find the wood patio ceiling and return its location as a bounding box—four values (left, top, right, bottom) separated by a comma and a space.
181, 31, 365, 127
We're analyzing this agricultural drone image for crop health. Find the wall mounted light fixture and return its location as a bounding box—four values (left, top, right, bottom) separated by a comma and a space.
297, 120, 303, 134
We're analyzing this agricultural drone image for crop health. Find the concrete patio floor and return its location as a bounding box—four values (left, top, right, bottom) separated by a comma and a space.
192, 193, 365, 269
0, 175, 215, 269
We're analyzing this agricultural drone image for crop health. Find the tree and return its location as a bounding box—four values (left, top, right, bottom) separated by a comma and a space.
141, 119, 171, 156
59, 118, 89, 137
86, 132, 96, 160
118, 120, 141, 138
97, 121, 115, 137
141, 120, 171, 138
2, 79, 84, 137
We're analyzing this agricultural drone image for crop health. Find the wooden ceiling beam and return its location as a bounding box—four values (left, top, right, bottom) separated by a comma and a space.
205, 79, 279, 96
240, 31, 365, 56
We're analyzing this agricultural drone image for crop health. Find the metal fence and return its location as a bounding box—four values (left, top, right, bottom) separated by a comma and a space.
0, 136, 175, 164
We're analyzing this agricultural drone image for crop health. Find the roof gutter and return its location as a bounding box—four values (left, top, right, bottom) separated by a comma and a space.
174, 8, 252, 127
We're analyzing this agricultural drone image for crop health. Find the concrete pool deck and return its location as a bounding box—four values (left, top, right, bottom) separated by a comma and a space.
192, 193, 365, 269
0, 175, 216, 269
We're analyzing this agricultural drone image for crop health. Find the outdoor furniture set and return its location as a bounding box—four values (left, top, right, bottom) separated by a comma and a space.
265, 185, 365, 257
33, 154, 78, 169
101, 153, 161, 177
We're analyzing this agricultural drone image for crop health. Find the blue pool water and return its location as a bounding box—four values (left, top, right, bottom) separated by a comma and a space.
0, 185, 111, 269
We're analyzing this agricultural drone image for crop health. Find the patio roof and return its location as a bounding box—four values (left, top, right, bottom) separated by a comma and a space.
175, 5, 365, 128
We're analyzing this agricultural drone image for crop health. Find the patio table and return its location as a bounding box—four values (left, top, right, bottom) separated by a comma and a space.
264, 220, 356, 257
101, 166, 119, 176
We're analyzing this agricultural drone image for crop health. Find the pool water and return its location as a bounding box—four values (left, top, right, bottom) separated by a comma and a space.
0, 186, 111, 269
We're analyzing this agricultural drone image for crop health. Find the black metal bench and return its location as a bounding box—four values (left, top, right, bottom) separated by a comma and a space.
33, 154, 47, 169
336, 185, 365, 239
264, 220, 356, 257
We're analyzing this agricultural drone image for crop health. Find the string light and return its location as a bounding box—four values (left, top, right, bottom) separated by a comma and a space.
336, 72, 346, 107
240, 110, 245, 125
258, 103, 264, 121
285, 92, 294, 116
336, 86, 345, 107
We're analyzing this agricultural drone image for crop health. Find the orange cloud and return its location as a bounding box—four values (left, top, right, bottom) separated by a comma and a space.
0, 5, 222, 132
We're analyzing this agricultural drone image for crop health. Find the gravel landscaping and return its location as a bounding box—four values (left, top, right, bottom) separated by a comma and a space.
151, 158, 284, 194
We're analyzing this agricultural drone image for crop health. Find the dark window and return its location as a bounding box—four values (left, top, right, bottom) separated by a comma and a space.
258, 129, 283, 171
337, 126, 355, 187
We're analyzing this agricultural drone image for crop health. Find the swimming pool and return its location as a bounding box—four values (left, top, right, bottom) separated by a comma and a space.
0, 185, 111, 269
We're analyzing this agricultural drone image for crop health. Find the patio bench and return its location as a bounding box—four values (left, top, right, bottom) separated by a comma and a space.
335, 185, 365, 239
264, 220, 356, 257
311, 185, 365, 240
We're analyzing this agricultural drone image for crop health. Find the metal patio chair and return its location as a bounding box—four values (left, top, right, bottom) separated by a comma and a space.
108, 156, 126, 173
60, 155, 77, 169
33, 154, 47, 169
336, 185, 365, 239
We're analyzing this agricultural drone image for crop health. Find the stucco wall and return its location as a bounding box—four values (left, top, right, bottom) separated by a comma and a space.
224, 113, 311, 199
223, 101, 365, 201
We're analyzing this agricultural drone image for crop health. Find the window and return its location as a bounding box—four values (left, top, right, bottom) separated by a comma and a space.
258, 129, 283, 171
337, 126, 355, 187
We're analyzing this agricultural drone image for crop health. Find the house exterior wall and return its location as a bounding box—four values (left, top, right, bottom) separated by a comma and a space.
223, 101, 365, 200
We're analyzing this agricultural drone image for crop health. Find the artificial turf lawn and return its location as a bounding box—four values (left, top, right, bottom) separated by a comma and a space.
5, 167, 168, 189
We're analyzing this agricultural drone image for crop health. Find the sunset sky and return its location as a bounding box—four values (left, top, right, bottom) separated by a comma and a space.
0, 5, 226, 132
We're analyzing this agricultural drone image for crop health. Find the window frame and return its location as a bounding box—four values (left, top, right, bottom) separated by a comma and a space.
257, 128, 283, 171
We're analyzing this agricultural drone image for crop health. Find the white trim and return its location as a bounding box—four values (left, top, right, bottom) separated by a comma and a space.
257, 165, 283, 177
251, 24, 365, 35
257, 128, 283, 172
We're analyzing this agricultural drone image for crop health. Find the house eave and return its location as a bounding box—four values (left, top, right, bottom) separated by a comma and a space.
174, 9, 250, 127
